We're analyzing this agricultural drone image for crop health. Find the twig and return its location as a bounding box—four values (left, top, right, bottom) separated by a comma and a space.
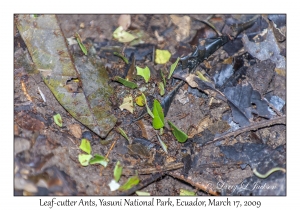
168, 171, 220, 196
122, 162, 184, 175
204, 115, 286, 146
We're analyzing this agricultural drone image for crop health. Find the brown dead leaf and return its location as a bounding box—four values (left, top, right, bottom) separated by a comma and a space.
118, 15, 131, 31
68, 124, 82, 139
137, 120, 156, 140
188, 116, 212, 138
15, 111, 45, 131
170, 15, 191, 42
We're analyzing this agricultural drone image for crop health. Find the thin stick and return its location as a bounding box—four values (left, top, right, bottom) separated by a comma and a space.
204, 115, 286, 146
168, 171, 220, 196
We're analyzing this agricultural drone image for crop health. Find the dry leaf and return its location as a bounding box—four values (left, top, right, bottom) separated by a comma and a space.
68, 124, 82, 139
119, 96, 134, 113
170, 15, 191, 42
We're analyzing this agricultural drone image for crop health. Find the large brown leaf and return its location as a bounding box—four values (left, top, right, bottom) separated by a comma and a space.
16, 15, 116, 138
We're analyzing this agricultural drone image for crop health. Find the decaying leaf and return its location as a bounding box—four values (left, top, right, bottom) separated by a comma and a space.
16, 15, 117, 138
168, 121, 188, 143
68, 124, 82, 139
78, 154, 93, 166
119, 175, 140, 191
114, 161, 123, 182
113, 26, 137, 43
119, 96, 134, 113
224, 80, 272, 127
15, 111, 45, 131
127, 143, 151, 158
53, 114, 62, 127
155, 49, 171, 64
242, 28, 286, 70
170, 15, 191, 42
136, 66, 150, 83
89, 154, 109, 167
79, 139, 91, 155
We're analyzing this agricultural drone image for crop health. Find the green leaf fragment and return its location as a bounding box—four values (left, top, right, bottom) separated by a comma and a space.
79, 139, 92, 154
160, 69, 166, 86
75, 33, 87, 55
113, 52, 129, 64
180, 189, 196, 196
158, 82, 165, 96
119, 175, 140, 191
136, 66, 151, 83
152, 99, 164, 129
168, 57, 180, 79
118, 127, 132, 144
78, 154, 93, 166
141, 93, 154, 118
196, 71, 209, 82
136, 191, 151, 196
135, 95, 145, 106
89, 154, 109, 167
155, 49, 171, 64
53, 113, 62, 127
168, 121, 188, 143
114, 76, 138, 89
113, 26, 137, 43
114, 161, 123, 182
157, 134, 168, 154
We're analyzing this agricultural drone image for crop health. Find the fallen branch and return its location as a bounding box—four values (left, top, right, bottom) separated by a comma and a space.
204, 115, 286, 146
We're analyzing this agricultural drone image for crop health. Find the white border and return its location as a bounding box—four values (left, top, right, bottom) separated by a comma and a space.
4, 1, 296, 209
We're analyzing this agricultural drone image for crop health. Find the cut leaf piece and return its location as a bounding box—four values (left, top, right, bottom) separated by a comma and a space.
113, 52, 129, 64
118, 127, 132, 144
168, 57, 180, 79
114, 161, 123, 182
152, 99, 164, 129
135, 95, 145, 106
75, 32, 87, 55
180, 189, 196, 196
119, 96, 134, 113
53, 113, 62, 127
196, 70, 209, 82
168, 121, 188, 143
157, 134, 168, 154
79, 139, 92, 154
160, 69, 166, 86
108, 179, 120, 191
155, 49, 171, 64
136, 66, 151, 83
113, 26, 137, 43
141, 93, 154, 118
89, 154, 109, 167
78, 154, 93, 166
114, 76, 138, 89
136, 191, 150, 196
119, 175, 140, 191
158, 82, 165, 96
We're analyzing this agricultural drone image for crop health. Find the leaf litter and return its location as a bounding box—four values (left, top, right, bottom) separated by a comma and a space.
14, 14, 286, 196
